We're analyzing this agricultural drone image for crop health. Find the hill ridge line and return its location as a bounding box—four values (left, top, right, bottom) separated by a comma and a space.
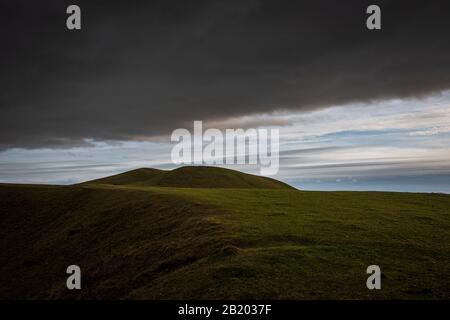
80, 166, 295, 190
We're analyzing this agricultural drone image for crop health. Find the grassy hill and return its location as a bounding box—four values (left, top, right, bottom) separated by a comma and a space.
0, 167, 449, 299
83, 166, 294, 189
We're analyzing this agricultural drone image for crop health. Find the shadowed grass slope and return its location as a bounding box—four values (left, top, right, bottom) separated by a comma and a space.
0, 184, 229, 299
0, 167, 449, 299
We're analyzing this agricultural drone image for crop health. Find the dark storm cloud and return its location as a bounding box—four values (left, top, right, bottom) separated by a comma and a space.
1, 0, 450, 149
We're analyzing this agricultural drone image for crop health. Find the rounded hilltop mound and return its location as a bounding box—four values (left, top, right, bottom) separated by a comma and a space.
82, 166, 294, 190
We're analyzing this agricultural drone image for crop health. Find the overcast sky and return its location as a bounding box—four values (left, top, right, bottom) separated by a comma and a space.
1, 1, 450, 192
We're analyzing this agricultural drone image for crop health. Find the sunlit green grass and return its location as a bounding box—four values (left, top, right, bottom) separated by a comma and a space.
109, 185, 450, 299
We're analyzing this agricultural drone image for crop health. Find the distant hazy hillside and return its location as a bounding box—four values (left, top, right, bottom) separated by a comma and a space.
82, 166, 294, 189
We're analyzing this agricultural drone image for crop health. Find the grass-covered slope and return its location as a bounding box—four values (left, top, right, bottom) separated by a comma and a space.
83, 166, 294, 189
0, 167, 449, 299
80, 168, 165, 186
0, 184, 226, 299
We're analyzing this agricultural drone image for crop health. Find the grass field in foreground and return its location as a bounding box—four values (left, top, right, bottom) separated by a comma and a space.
115, 185, 450, 299
0, 167, 449, 299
